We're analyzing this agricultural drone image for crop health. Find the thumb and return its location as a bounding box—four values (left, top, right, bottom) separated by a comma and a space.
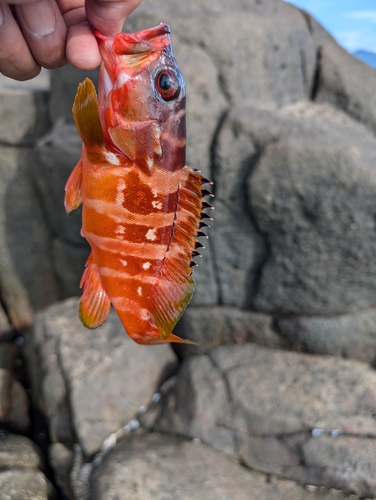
85, 0, 141, 36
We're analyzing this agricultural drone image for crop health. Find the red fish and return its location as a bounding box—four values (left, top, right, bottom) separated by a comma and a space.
64, 24, 213, 345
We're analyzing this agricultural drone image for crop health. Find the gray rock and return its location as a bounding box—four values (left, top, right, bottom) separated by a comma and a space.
174, 306, 284, 357
0, 435, 42, 469
188, 237, 219, 307
127, 0, 317, 109
0, 369, 29, 432
31, 298, 178, 457
33, 121, 83, 247
0, 146, 59, 328
249, 109, 376, 315
0, 469, 52, 500
0, 88, 50, 146
212, 100, 376, 316
49, 443, 74, 500
315, 42, 376, 135
155, 344, 376, 496
90, 432, 346, 500
0, 309, 11, 339
50, 65, 99, 124
0, 343, 17, 373
52, 238, 90, 299
277, 309, 376, 364
7, 379, 30, 432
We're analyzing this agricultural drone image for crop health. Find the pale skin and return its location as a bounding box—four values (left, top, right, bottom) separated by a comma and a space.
0, 0, 141, 80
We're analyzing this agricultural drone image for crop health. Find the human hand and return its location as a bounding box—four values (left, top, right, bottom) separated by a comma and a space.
0, 0, 141, 81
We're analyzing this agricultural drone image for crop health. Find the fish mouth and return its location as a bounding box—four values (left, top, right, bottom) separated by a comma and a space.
94, 24, 171, 56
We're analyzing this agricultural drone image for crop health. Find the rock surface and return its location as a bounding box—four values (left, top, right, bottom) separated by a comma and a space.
90, 432, 350, 500
0, 434, 52, 500
30, 298, 178, 457
0, 368, 29, 432
0, 469, 52, 500
154, 344, 376, 497
0, 434, 42, 469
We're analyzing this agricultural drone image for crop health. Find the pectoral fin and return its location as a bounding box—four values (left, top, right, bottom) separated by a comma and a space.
79, 253, 111, 329
109, 121, 161, 174
64, 159, 83, 213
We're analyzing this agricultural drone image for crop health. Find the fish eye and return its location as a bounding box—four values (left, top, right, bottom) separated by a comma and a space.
155, 69, 180, 101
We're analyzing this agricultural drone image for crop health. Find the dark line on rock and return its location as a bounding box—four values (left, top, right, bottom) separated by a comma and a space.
310, 47, 322, 101
245, 146, 272, 306
206, 352, 241, 457
209, 109, 230, 305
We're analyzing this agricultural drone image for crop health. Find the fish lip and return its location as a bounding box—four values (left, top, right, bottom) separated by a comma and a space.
94, 24, 171, 56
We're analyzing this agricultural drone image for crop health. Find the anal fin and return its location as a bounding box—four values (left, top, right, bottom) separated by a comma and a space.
65, 159, 83, 213
79, 253, 111, 329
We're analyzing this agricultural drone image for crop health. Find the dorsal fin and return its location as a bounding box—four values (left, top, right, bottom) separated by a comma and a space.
72, 78, 104, 150
148, 167, 209, 340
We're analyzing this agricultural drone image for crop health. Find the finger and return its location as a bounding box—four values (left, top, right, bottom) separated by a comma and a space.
15, 0, 68, 69
0, 3, 40, 80
85, 0, 142, 36
66, 21, 101, 69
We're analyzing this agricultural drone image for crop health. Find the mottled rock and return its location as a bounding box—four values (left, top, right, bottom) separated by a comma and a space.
0, 469, 52, 500
155, 344, 376, 496
315, 42, 376, 135
0, 70, 50, 146
49, 443, 74, 500
277, 309, 376, 364
188, 237, 218, 307
52, 238, 90, 298
0, 309, 11, 339
31, 298, 178, 457
34, 121, 83, 247
0, 434, 42, 469
0, 147, 59, 328
174, 306, 284, 357
0, 369, 29, 432
249, 112, 376, 315
0, 343, 17, 372
50, 65, 98, 124
90, 432, 346, 500
212, 101, 376, 316
7, 379, 30, 431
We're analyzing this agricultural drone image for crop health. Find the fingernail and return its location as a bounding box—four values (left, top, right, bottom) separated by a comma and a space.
20, 0, 57, 37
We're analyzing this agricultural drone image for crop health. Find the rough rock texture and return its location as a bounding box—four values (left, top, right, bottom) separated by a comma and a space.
0, 368, 29, 432
277, 310, 376, 364
90, 432, 350, 500
314, 42, 376, 135
174, 305, 285, 357
0, 72, 50, 145
30, 298, 178, 457
0, 147, 59, 330
154, 344, 376, 497
0, 434, 42, 469
0, 469, 52, 500
2, 0, 376, 498
0, 434, 52, 500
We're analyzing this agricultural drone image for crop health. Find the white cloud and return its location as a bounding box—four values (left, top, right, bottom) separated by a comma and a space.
346, 11, 376, 23
337, 29, 376, 53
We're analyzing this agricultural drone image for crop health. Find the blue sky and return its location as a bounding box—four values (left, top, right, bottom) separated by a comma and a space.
286, 0, 376, 53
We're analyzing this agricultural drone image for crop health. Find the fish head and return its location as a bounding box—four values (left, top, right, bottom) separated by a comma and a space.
95, 24, 186, 173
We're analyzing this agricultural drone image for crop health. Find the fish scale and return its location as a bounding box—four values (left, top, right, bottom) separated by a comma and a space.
65, 24, 213, 345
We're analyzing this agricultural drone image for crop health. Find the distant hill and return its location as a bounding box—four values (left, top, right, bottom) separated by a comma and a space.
353, 50, 376, 69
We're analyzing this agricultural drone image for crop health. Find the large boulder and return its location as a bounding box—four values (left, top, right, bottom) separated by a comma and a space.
89, 432, 349, 500
153, 344, 376, 497
29, 298, 178, 457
